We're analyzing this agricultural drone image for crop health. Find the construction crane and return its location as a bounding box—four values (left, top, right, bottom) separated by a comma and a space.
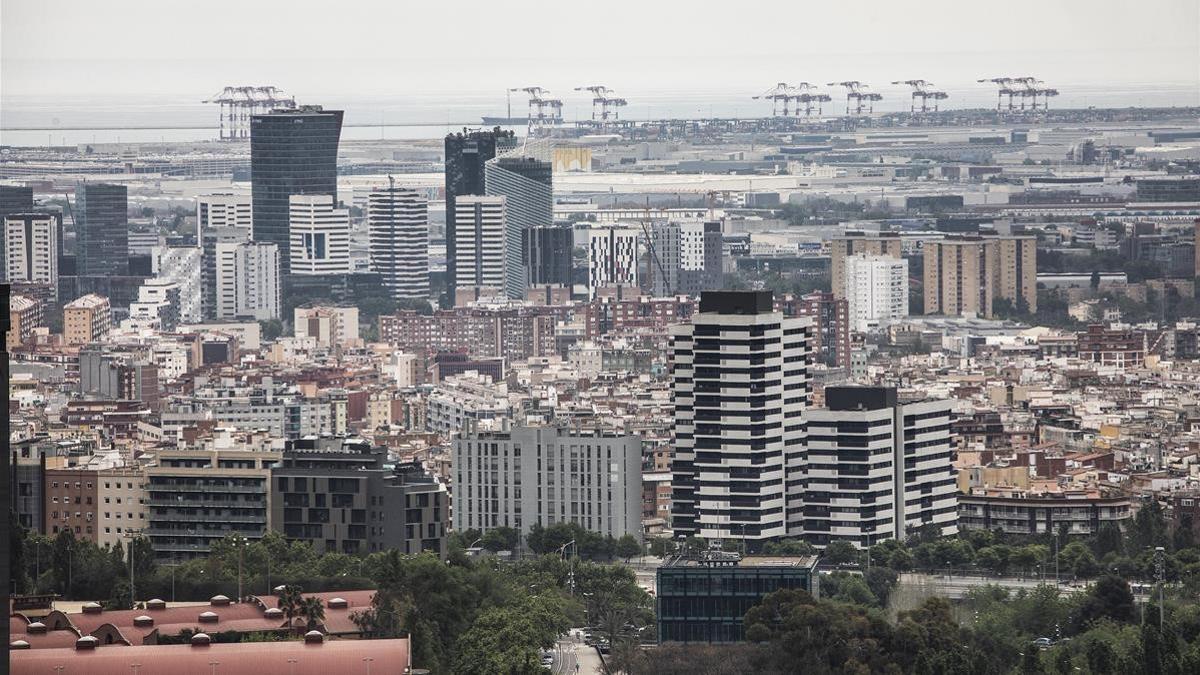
754, 83, 796, 117
827, 81, 880, 116
575, 85, 628, 125
892, 80, 949, 113
513, 86, 563, 129
204, 86, 296, 140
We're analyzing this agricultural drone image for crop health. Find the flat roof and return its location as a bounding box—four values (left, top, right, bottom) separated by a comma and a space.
663, 554, 819, 569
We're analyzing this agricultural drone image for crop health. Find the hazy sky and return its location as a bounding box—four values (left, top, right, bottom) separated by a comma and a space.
3, 0, 1198, 99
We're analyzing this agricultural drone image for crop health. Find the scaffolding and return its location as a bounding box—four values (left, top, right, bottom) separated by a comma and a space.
204, 86, 297, 141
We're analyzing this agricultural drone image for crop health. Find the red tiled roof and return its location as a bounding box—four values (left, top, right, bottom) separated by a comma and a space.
10, 636, 411, 675
71, 601, 270, 636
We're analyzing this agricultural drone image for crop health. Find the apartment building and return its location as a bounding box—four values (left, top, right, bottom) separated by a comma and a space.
63, 293, 112, 346
830, 232, 903, 301
923, 235, 1037, 317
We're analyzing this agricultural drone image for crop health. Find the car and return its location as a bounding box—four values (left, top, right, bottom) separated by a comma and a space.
541, 653, 554, 667
1031, 637, 1054, 649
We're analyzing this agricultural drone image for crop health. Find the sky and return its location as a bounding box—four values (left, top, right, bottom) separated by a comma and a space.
2, 0, 1199, 100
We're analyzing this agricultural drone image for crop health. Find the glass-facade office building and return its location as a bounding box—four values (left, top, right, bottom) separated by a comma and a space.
75, 182, 129, 276
657, 554, 819, 643
444, 128, 515, 298
250, 106, 343, 273
485, 150, 553, 299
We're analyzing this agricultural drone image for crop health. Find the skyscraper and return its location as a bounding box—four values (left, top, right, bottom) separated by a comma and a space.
485, 149, 553, 299
453, 196, 507, 298
524, 223, 573, 288
444, 128, 515, 298
4, 213, 60, 292
670, 291, 811, 549
250, 106, 343, 273
806, 387, 958, 547
197, 193, 253, 319
75, 183, 129, 276
215, 241, 280, 320
368, 185, 429, 300
288, 194, 350, 275
843, 254, 909, 332
0, 185, 34, 280
587, 226, 639, 298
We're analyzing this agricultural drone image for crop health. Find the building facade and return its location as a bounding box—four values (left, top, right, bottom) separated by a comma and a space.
368, 186, 429, 300
444, 128, 515, 298
214, 241, 280, 321
453, 195, 507, 296
923, 235, 1037, 317
75, 182, 129, 277
805, 386, 958, 548
830, 232, 903, 301
670, 291, 811, 549
288, 194, 350, 275
524, 223, 573, 288
484, 154, 554, 299
197, 193, 253, 319
587, 226, 639, 298
151, 245, 203, 324
452, 424, 643, 542
250, 106, 343, 273
843, 254, 909, 332
4, 212, 60, 292
63, 293, 112, 346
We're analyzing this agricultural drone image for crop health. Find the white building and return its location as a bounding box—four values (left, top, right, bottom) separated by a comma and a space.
806, 387, 958, 548
4, 213, 59, 290
587, 226, 639, 298
453, 196, 507, 293
152, 245, 203, 323
670, 291, 811, 547
293, 306, 360, 348
426, 371, 512, 434
368, 186, 429, 300
289, 194, 350, 275
215, 241, 280, 321
196, 193, 252, 235
453, 424, 643, 541
844, 254, 909, 332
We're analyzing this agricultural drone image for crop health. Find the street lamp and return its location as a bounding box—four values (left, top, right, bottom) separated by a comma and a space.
1155, 546, 1165, 630
363, 657, 375, 675
231, 534, 251, 602
123, 529, 144, 608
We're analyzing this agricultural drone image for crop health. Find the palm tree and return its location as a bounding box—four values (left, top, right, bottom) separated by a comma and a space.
300, 597, 325, 632
277, 585, 304, 625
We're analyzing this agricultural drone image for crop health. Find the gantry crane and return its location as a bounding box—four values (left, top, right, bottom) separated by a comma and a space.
204, 85, 296, 140
797, 91, 832, 117
512, 86, 563, 128
979, 77, 1057, 112
575, 85, 628, 123
827, 81, 880, 116
892, 80, 949, 113
754, 83, 796, 117
977, 77, 1017, 111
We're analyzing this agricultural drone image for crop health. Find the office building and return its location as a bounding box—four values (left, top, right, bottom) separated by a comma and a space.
805, 387, 957, 548
830, 232, 902, 301
215, 241, 280, 321
288, 194, 350, 275
126, 280, 182, 332
271, 437, 449, 557
4, 212, 60, 291
587, 226, 639, 298
144, 442, 282, 561
453, 195, 507, 297
63, 293, 112, 345
485, 150, 553, 298
8, 294, 42, 348
368, 186, 429, 300
795, 291, 851, 369
650, 221, 723, 297
670, 291, 811, 549
151, 245, 202, 324
923, 235, 1036, 317
843, 254, 909, 332
1, 184, 35, 280
524, 223, 573, 288
453, 424, 643, 541
444, 128, 515, 298
197, 193, 253, 319
657, 553, 819, 643
250, 106, 343, 273
75, 183, 129, 276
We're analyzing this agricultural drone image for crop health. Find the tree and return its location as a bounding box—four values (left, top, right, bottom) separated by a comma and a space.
1094, 521, 1124, 558
300, 596, 325, 631
278, 584, 305, 626
763, 539, 816, 556
481, 527, 520, 553
259, 318, 284, 342
1091, 270, 1101, 290
1086, 637, 1116, 675
823, 540, 859, 565
1131, 501, 1169, 553
1074, 575, 1135, 630
616, 535, 642, 562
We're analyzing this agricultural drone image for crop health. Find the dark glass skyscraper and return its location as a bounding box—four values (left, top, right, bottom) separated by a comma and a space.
75, 182, 129, 276
250, 106, 343, 273
524, 223, 573, 287
485, 153, 553, 299
444, 128, 515, 298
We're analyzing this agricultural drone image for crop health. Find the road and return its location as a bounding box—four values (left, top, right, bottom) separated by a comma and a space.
898, 572, 1091, 598
554, 631, 605, 675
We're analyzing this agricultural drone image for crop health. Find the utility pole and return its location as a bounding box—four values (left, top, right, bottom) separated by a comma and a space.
1155, 546, 1165, 630
123, 529, 143, 608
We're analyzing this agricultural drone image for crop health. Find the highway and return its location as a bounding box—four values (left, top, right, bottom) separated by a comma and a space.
898, 572, 1091, 598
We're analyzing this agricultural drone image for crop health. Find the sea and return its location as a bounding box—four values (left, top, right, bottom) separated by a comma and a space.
1, 83, 1198, 147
